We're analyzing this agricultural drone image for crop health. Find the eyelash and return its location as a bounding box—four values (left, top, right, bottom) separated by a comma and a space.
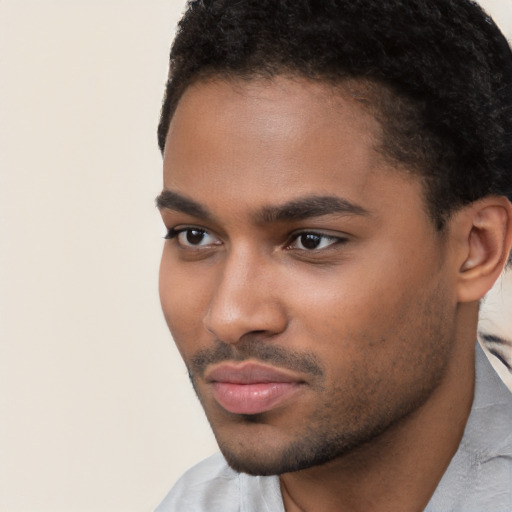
165, 227, 219, 247
286, 232, 346, 251
165, 227, 347, 252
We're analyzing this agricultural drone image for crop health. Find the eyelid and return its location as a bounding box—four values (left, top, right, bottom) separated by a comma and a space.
165, 225, 222, 247
164, 227, 185, 240
164, 224, 348, 252
285, 230, 349, 251
165, 224, 210, 238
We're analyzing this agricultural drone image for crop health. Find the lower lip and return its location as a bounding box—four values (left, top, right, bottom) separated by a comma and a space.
211, 382, 302, 415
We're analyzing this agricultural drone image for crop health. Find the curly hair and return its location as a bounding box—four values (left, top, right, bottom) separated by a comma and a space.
158, 0, 512, 229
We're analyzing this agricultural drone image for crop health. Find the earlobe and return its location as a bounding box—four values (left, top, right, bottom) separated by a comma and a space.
456, 197, 512, 303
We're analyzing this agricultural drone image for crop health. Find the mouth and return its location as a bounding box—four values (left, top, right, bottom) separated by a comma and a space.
205, 362, 305, 415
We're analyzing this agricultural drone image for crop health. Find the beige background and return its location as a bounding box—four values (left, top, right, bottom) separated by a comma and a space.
0, 1, 511, 511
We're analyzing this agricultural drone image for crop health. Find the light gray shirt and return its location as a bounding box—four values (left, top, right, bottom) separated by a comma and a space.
156, 344, 512, 511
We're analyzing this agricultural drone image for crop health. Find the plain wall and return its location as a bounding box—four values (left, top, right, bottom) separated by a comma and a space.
0, 1, 511, 511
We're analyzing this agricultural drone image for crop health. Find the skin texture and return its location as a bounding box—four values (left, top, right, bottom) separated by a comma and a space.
158, 77, 510, 511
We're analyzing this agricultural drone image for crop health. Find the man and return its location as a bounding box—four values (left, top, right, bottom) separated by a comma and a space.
155, 0, 512, 510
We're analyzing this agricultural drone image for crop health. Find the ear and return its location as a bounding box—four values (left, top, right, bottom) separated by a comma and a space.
454, 196, 512, 303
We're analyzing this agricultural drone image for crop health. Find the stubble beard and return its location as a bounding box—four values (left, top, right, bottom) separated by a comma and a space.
214, 357, 450, 476
187, 287, 455, 476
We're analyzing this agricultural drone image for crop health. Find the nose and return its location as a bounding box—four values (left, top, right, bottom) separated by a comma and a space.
203, 248, 288, 344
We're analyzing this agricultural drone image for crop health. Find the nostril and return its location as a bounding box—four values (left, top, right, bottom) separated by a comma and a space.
203, 301, 288, 345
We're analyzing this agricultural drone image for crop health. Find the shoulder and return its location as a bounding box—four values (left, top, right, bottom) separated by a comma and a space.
426, 345, 512, 511
155, 453, 284, 512
154, 453, 241, 512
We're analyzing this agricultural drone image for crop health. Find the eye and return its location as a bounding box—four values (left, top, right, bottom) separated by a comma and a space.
287, 232, 343, 251
166, 227, 220, 248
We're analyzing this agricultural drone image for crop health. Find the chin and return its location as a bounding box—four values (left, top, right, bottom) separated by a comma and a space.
210, 380, 441, 477
214, 418, 378, 476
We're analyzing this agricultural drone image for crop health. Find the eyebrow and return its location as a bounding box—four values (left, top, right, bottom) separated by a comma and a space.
256, 195, 370, 223
156, 190, 211, 219
156, 189, 370, 223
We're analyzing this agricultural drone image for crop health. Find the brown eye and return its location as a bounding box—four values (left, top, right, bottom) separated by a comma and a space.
289, 232, 342, 251
184, 229, 207, 245
166, 227, 220, 248
300, 234, 322, 249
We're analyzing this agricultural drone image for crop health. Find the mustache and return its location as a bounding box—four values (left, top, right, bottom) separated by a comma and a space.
188, 337, 324, 379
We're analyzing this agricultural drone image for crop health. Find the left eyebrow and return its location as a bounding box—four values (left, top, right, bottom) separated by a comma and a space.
256, 195, 370, 224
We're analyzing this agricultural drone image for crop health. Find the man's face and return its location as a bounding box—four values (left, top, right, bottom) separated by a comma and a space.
158, 77, 459, 475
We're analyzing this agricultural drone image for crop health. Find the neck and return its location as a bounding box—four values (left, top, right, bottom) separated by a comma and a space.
280, 307, 478, 512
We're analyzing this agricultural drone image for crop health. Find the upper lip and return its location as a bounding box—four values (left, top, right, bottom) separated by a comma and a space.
205, 362, 304, 384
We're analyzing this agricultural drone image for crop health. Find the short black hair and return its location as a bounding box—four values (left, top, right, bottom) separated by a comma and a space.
158, 0, 512, 229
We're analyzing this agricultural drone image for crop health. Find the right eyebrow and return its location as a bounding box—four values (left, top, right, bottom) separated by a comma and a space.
155, 190, 212, 219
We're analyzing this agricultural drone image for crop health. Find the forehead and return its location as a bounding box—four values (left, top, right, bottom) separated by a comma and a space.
162, 76, 427, 224
166, 76, 382, 149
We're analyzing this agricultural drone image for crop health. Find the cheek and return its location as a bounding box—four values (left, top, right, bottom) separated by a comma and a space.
159, 249, 213, 354
285, 248, 446, 359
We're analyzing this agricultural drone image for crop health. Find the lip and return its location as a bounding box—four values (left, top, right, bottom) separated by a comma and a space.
206, 362, 304, 415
